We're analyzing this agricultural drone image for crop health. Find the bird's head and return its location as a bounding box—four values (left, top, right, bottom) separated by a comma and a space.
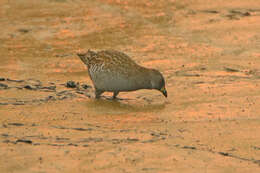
149, 69, 167, 97
77, 50, 97, 66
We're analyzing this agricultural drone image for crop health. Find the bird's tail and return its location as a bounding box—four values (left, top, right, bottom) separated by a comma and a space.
77, 50, 97, 66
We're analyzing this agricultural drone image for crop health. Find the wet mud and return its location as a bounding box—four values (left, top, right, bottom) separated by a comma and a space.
1, 0, 260, 173
0, 78, 91, 105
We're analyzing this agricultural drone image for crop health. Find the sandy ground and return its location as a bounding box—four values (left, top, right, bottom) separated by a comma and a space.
0, 0, 260, 172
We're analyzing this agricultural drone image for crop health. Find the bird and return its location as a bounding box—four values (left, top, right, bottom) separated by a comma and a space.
77, 49, 167, 99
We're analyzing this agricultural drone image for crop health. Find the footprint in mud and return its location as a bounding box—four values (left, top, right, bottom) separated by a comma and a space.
226, 9, 251, 20
200, 8, 254, 21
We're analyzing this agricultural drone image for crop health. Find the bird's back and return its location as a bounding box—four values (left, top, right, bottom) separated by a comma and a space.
96, 50, 139, 71
78, 49, 151, 92
80, 50, 144, 74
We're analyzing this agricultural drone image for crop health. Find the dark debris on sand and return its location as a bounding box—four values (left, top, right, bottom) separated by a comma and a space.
0, 83, 8, 89
66, 81, 78, 88
0, 78, 91, 106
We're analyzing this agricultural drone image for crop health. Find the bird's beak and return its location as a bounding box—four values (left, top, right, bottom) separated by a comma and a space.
160, 87, 167, 97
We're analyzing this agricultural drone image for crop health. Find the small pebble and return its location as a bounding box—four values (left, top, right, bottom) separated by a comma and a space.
0, 83, 8, 89
66, 81, 77, 88
17, 28, 30, 33
24, 85, 37, 90
15, 139, 33, 144
82, 84, 91, 89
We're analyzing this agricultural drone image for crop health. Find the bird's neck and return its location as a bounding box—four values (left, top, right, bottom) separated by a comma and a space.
136, 68, 153, 89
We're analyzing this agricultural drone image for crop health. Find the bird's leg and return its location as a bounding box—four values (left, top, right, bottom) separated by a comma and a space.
95, 89, 104, 99
113, 91, 119, 99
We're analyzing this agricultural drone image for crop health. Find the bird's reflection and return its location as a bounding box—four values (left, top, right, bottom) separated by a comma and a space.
83, 97, 166, 115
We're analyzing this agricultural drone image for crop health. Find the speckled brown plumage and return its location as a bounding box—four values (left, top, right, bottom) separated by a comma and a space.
77, 49, 167, 99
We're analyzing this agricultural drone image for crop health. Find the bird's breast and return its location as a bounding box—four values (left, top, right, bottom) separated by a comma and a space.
89, 63, 105, 78
88, 63, 151, 92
